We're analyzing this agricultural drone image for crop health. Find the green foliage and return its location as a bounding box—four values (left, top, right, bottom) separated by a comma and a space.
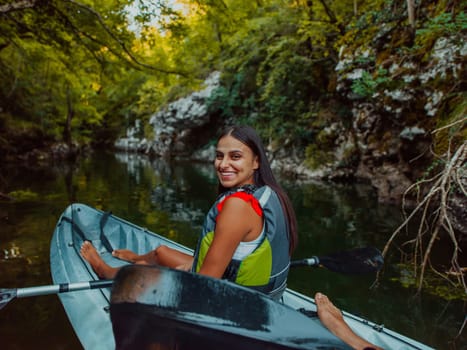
351, 68, 389, 98
211, 2, 340, 144
1, 0, 464, 163
7, 190, 39, 201
0, 0, 182, 147
207, 73, 245, 119
354, 54, 376, 65
393, 263, 466, 301
417, 11, 467, 37
414, 11, 466, 51
352, 2, 402, 30
304, 144, 333, 170
0, 0, 386, 148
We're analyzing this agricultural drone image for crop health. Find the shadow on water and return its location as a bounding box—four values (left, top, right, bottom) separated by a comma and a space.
0, 151, 464, 349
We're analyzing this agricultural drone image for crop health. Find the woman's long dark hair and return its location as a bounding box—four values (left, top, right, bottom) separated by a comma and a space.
216, 125, 298, 255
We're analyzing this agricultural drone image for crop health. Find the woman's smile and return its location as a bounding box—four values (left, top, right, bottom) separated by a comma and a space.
215, 135, 259, 188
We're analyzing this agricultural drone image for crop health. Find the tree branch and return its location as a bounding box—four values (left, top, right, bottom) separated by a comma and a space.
0, 0, 37, 14
64, 0, 188, 76
382, 140, 466, 294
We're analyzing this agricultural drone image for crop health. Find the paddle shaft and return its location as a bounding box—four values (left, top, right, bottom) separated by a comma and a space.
0, 257, 321, 302
0, 280, 113, 310
16, 280, 112, 298
5, 259, 315, 300
290, 257, 319, 267
5, 255, 333, 299
2, 246, 381, 302
291, 247, 384, 275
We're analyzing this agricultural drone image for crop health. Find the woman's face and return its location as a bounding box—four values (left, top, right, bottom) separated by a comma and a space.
215, 135, 259, 188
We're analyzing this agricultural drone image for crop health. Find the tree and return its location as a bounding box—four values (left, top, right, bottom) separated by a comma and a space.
0, 0, 189, 148
407, 0, 415, 28
0, 0, 185, 73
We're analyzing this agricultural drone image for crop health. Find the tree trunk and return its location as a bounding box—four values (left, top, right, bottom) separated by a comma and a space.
407, 0, 415, 28
63, 85, 74, 148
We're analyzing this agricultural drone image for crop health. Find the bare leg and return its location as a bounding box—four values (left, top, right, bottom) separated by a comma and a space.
112, 249, 158, 264
114, 245, 193, 268
153, 245, 194, 269
80, 241, 120, 279
82, 242, 194, 278
315, 292, 383, 350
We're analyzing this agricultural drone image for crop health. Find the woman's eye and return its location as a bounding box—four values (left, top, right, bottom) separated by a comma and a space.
231, 154, 241, 160
215, 153, 223, 160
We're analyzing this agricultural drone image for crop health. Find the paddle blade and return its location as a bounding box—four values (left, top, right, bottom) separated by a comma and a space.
0, 289, 17, 310
319, 247, 384, 274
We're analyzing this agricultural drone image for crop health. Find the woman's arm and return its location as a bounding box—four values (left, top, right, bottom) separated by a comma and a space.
198, 197, 263, 278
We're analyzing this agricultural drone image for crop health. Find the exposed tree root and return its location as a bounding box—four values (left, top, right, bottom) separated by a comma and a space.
382, 140, 466, 295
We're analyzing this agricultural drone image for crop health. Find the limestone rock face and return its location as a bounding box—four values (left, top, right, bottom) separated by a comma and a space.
115, 72, 221, 159
327, 35, 465, 203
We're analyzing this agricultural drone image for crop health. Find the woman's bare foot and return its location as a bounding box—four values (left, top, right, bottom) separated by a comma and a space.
315, 292, 347, 332
80, 241, 119, 279
315, 292, 382, 350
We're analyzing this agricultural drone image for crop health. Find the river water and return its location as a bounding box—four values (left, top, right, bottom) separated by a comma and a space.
0, 151, 464, 349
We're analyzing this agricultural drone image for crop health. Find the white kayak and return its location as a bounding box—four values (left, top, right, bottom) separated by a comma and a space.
50, 203, 434, 350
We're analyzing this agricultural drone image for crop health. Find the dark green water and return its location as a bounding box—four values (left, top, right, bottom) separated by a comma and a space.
0, 151, 464, 349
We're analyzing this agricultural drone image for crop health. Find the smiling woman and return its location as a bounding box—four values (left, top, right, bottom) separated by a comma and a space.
215, 134, 259, 189
81, 125, 298, 300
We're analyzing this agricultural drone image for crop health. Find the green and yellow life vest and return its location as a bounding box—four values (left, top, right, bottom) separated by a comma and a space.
192, 185, 290, 298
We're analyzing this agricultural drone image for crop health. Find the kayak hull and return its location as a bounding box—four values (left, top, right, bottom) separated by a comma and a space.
50, 203, 434, 350
110, 264, 349, 349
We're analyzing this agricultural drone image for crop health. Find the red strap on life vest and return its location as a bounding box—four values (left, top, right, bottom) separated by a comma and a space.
216, 192, 263, 217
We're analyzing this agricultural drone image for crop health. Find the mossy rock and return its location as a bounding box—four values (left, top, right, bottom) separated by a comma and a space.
316, 128, 338, 147
433, 94, 466, 154
304, 144, 334, 170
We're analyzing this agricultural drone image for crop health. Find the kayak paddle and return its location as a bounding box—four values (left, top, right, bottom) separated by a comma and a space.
290, 246, 384, 274
0, 279, 112, 310
0, 246, 382, 310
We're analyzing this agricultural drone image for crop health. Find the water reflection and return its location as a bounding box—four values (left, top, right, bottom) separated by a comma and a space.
1, 243, 22, 260
114, 152, 217, 229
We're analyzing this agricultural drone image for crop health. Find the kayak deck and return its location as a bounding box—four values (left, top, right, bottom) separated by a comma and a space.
50, 203, 434, 350
110, 264, 350, 349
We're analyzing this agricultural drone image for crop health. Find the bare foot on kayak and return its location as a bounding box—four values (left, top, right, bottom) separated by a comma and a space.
315, 292, 382, 350
80, 241, 119, 279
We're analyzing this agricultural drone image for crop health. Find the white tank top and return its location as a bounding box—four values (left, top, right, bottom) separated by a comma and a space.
232, 224, 265, 260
